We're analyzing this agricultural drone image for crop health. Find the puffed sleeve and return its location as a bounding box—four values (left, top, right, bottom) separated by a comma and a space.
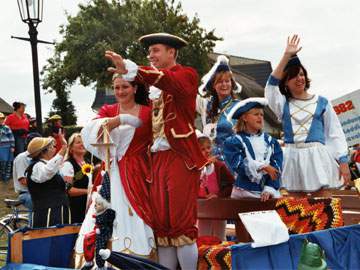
323, 101, 349, 163
264, 75, 286, 121
196, 95, 208, 128
81, 118, 135, 161
31, 154, 64, 183
60, 161, 74, 178
223, 135, 246, 175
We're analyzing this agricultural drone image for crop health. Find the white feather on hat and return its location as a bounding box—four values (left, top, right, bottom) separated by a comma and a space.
198, 55, 242, 96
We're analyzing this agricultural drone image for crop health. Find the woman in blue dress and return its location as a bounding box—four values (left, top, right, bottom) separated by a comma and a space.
265, 35, 351, 191
196, 55, 242, 160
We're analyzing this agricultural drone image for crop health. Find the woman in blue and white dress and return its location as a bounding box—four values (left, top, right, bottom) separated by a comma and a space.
223, 98, 283, 201
196, 55, 242, 160
265, 35, 351, 192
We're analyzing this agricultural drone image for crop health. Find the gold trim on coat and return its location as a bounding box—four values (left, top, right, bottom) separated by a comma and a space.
157, 235, 196, 247
170, 123, 194, 138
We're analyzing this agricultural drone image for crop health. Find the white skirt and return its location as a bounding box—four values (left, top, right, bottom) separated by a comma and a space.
77, 118, 155, 256
282, 142, 342, 192
75, 162, 155, 256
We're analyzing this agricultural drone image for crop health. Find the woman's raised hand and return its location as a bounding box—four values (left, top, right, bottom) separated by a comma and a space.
105, 50, 128, 75
285, 35, 302, 56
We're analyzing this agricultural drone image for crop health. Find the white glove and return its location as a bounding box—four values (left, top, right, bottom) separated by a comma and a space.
99, 249, 111, 260
119, 114, 142, 128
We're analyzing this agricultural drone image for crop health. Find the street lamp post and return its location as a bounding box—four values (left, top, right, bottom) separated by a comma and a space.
13, 0, 53, 134
27, 21, 42, 134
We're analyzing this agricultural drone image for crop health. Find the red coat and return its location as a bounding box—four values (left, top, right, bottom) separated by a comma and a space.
138, 64, 207, 170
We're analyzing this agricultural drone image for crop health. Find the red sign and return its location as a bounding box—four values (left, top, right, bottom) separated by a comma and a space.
333, 100, 354, 115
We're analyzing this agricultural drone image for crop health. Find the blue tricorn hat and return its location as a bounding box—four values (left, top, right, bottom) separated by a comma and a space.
139, 33, 188, 49
284, 54, 302, 71
199, 55, 242, 96
226, 97, 268, 121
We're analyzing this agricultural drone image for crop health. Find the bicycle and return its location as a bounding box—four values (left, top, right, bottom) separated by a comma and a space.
0, 199, 30, 262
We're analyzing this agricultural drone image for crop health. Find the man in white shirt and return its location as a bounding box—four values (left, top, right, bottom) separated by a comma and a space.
12, 150, 32, 224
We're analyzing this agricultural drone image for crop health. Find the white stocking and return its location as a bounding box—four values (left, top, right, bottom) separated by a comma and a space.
177, 243, 198, 270
158, 246, 178, 270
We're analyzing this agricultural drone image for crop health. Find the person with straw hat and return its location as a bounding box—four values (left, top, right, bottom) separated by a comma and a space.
105, 32, 208, 269
26, 134, 70, 228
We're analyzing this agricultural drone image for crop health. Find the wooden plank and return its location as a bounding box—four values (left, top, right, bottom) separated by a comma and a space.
10, 231, 23, 263
22, 225, 80, 241
197, 198, 277, 220
198, 198, 277, 242
332, 195, 360, 210
342, 211, 360, 225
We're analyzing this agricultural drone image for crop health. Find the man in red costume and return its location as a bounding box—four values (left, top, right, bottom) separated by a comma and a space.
105, 33, 207, 269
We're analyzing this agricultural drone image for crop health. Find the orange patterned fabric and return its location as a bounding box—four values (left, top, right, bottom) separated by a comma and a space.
275, 197, 344, 234
198, 241, 234, 270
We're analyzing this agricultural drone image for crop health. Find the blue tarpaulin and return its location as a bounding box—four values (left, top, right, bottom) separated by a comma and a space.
231, 224, 360, 270
6, 225, 79, 268
1, 263, 73, 270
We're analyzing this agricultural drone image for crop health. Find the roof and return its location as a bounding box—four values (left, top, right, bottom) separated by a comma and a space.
0, 98, 13, 114
232, 70, 281, 129
91, 89, 116, 111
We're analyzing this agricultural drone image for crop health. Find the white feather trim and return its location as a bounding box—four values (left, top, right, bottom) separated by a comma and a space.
226, 97, 268, 122
198, 55, 242, 96
149, 86, 162, 100
122, 59, 138, 82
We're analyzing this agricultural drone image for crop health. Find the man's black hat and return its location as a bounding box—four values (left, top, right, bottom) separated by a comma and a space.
139, 33, 188, 49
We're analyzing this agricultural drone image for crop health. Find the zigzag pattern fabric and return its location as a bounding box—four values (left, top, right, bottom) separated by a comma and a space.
275, 197, 344, 234
198, 241, 234, 270
197, 198, 343, 269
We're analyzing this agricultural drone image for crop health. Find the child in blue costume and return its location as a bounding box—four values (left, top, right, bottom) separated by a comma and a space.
224, 98, 283, 201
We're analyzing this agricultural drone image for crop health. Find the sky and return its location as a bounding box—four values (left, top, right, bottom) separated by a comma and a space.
1, 0, 360, 126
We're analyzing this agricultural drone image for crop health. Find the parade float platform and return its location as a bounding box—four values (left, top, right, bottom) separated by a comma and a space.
3, 190, 360, 269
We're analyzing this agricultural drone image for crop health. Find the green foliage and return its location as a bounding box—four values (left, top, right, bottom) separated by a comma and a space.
41, 0, 221, 94
48, 90, 77, 125
63, 125, 83, 139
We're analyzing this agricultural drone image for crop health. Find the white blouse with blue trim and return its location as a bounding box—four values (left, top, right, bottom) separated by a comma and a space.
265, 75, 348, 163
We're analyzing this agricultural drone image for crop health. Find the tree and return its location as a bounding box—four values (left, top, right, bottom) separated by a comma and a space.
42, 0, 221, 95
48, 89, 77, 126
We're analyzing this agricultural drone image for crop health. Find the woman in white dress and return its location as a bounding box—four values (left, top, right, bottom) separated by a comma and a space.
265, 35, 351, 192
75, 65, 155, 263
